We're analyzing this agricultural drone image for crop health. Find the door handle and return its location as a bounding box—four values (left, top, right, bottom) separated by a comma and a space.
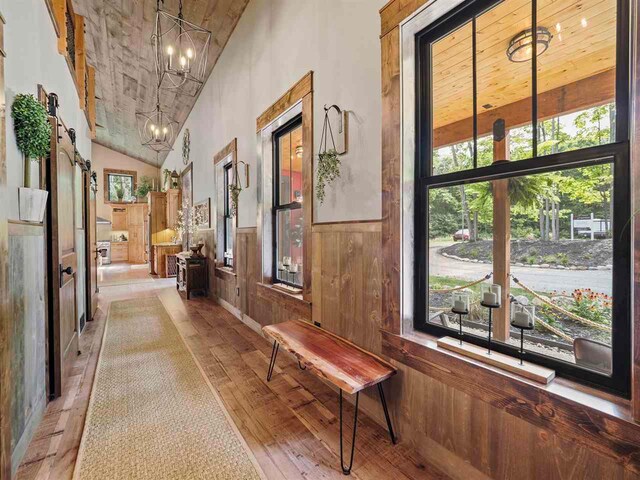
60, 265, 74, 284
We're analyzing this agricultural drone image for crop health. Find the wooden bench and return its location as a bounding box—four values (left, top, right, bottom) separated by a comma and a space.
262, 320, 397, 475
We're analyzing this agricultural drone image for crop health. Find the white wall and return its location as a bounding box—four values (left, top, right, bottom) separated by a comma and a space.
3, 0, 92, 220
162, 0, 385, 226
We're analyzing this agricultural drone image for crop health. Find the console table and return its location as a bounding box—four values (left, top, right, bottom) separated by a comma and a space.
176, 253, 208, 299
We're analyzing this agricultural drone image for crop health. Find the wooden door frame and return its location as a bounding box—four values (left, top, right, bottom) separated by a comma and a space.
82, 162, 96, 321
45, 115, 78, 399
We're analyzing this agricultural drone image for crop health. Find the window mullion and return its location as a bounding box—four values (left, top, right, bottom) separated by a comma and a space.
531, 0, 538, 157
472, 17, 478, 169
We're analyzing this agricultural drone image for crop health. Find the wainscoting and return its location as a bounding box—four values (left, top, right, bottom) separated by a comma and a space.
8, 222, 46, 475
209, 219, 636, 479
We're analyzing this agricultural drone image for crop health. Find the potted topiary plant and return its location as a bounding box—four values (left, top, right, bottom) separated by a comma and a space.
135, 176, 153, 201
12, 93, 52, 222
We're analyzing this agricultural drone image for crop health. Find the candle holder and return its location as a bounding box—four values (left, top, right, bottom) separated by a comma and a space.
510, 303, 536, 365
480, 284, 501, 355
451, 292, 470, 345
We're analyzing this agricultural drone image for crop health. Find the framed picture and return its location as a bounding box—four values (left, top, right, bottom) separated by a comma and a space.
194, 198, 211, 229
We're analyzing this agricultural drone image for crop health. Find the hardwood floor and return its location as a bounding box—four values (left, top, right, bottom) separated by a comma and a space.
17, 279, 449, 479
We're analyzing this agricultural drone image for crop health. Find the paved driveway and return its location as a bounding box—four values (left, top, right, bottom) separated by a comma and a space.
428, 246, 612, 295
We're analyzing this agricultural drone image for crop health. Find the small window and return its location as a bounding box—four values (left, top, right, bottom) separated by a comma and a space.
223, 162, 234, 267
273, 116, 303, 288
106, 171, 135, 203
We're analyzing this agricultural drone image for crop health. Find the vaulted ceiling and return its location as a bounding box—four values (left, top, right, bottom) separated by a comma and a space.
72, 0, 250, 166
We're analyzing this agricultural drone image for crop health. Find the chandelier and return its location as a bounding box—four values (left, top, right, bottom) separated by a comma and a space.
153, 0, 212, 97
136, 89, 178, 152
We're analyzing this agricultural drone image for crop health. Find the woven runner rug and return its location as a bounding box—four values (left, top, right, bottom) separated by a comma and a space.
73, 297, 263, 480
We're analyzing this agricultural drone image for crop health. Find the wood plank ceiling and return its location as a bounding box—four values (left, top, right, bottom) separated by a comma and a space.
72, 0, 250, 166
432, 0, 616, 131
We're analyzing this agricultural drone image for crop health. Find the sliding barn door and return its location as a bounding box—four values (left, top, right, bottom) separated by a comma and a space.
47, 120, 79, 398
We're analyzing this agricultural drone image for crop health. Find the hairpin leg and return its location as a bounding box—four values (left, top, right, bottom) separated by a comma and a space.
377, 383, 397, 444
298, 360, 306, 370
339, 389, 359, 475
266, 341, 279, 382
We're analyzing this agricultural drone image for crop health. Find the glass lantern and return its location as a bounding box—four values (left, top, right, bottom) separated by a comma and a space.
451, 291, 470, 314
480, 284, 501, 307
511, 303, 536, 329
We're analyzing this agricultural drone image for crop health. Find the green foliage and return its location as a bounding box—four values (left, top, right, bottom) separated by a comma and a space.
135, 176, 153, 199
229, 184, 242, 217
113, 177, 125, 200
568, 289, 612, 325
11, 94, 51, 161
316, 149, 341, 204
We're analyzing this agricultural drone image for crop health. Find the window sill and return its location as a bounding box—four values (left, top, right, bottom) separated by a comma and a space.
215, 266, 236, 281
382, 329, 640, 471
257, 282, 311, 321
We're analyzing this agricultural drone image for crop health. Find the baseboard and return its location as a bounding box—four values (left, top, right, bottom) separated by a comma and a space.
11, 390, 47, 477
215, 296, 264, 337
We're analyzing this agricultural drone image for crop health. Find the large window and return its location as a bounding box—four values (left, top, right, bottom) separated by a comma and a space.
223, 162, 234, 267
273, 116, 304, 288
416, 0, 630, 395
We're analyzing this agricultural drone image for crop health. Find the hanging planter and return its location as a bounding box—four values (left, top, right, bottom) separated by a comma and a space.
229, 160, 249, 217
11, 93, 52, 161
316, 105, 347, 204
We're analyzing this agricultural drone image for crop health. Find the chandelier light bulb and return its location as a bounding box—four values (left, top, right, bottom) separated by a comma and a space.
179, 56, 187, 68
166, 45, 174, 56
186, 48, 194, 59
149, 123, 155, 132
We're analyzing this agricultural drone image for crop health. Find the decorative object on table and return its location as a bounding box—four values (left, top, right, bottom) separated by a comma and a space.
193, 198, 211, 229
189, 242, 204, 257
451, 291, 470, 345
480, 284, 502, 355
316, 104, 348, 204
182, 128, 191, 164
175, 200, 206, 248
153, 0, 212, 97
510, 301, 536, 365
162, 168, 171, 191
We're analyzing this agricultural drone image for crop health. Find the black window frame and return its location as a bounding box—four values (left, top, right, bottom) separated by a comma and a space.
414, 0, 631, 396
223, 161, 234, 268
272, 114, 303, 288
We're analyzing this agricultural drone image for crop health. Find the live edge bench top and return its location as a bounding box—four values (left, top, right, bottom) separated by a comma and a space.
262, 320, 397, 394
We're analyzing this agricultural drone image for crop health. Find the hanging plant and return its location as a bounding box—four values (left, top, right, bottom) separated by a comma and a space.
229, 183, 242, 217
11, 93, 52, 161
315, 105, 344, 204
316, 149, 341, 204
135, 176, 153, 199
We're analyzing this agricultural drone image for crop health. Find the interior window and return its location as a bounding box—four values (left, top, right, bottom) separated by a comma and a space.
223, 162, 234, 267
273, 117, 303, 288
107, 173, 134, 202
416, 0, 629, 395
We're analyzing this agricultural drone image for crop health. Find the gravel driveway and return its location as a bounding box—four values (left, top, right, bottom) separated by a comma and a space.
429, 246, 612, 295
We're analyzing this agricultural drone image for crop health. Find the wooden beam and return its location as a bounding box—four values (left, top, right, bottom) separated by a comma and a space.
87, 65, 96, 138
0, 11, 9, 479
381, 26, 401, 335
75, 14, 86, 110
213, 138, 237, 165
52, 0, 67, 55
434, 69, 616, 148
492, 120, 511, 342
380, 0, 430, 38
256, 72, 313, 132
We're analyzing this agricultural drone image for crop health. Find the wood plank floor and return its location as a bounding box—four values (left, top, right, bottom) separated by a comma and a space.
16, 278, 448, 479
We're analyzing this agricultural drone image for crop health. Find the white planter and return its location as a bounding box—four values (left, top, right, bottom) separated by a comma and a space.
19, 187, 48, 223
